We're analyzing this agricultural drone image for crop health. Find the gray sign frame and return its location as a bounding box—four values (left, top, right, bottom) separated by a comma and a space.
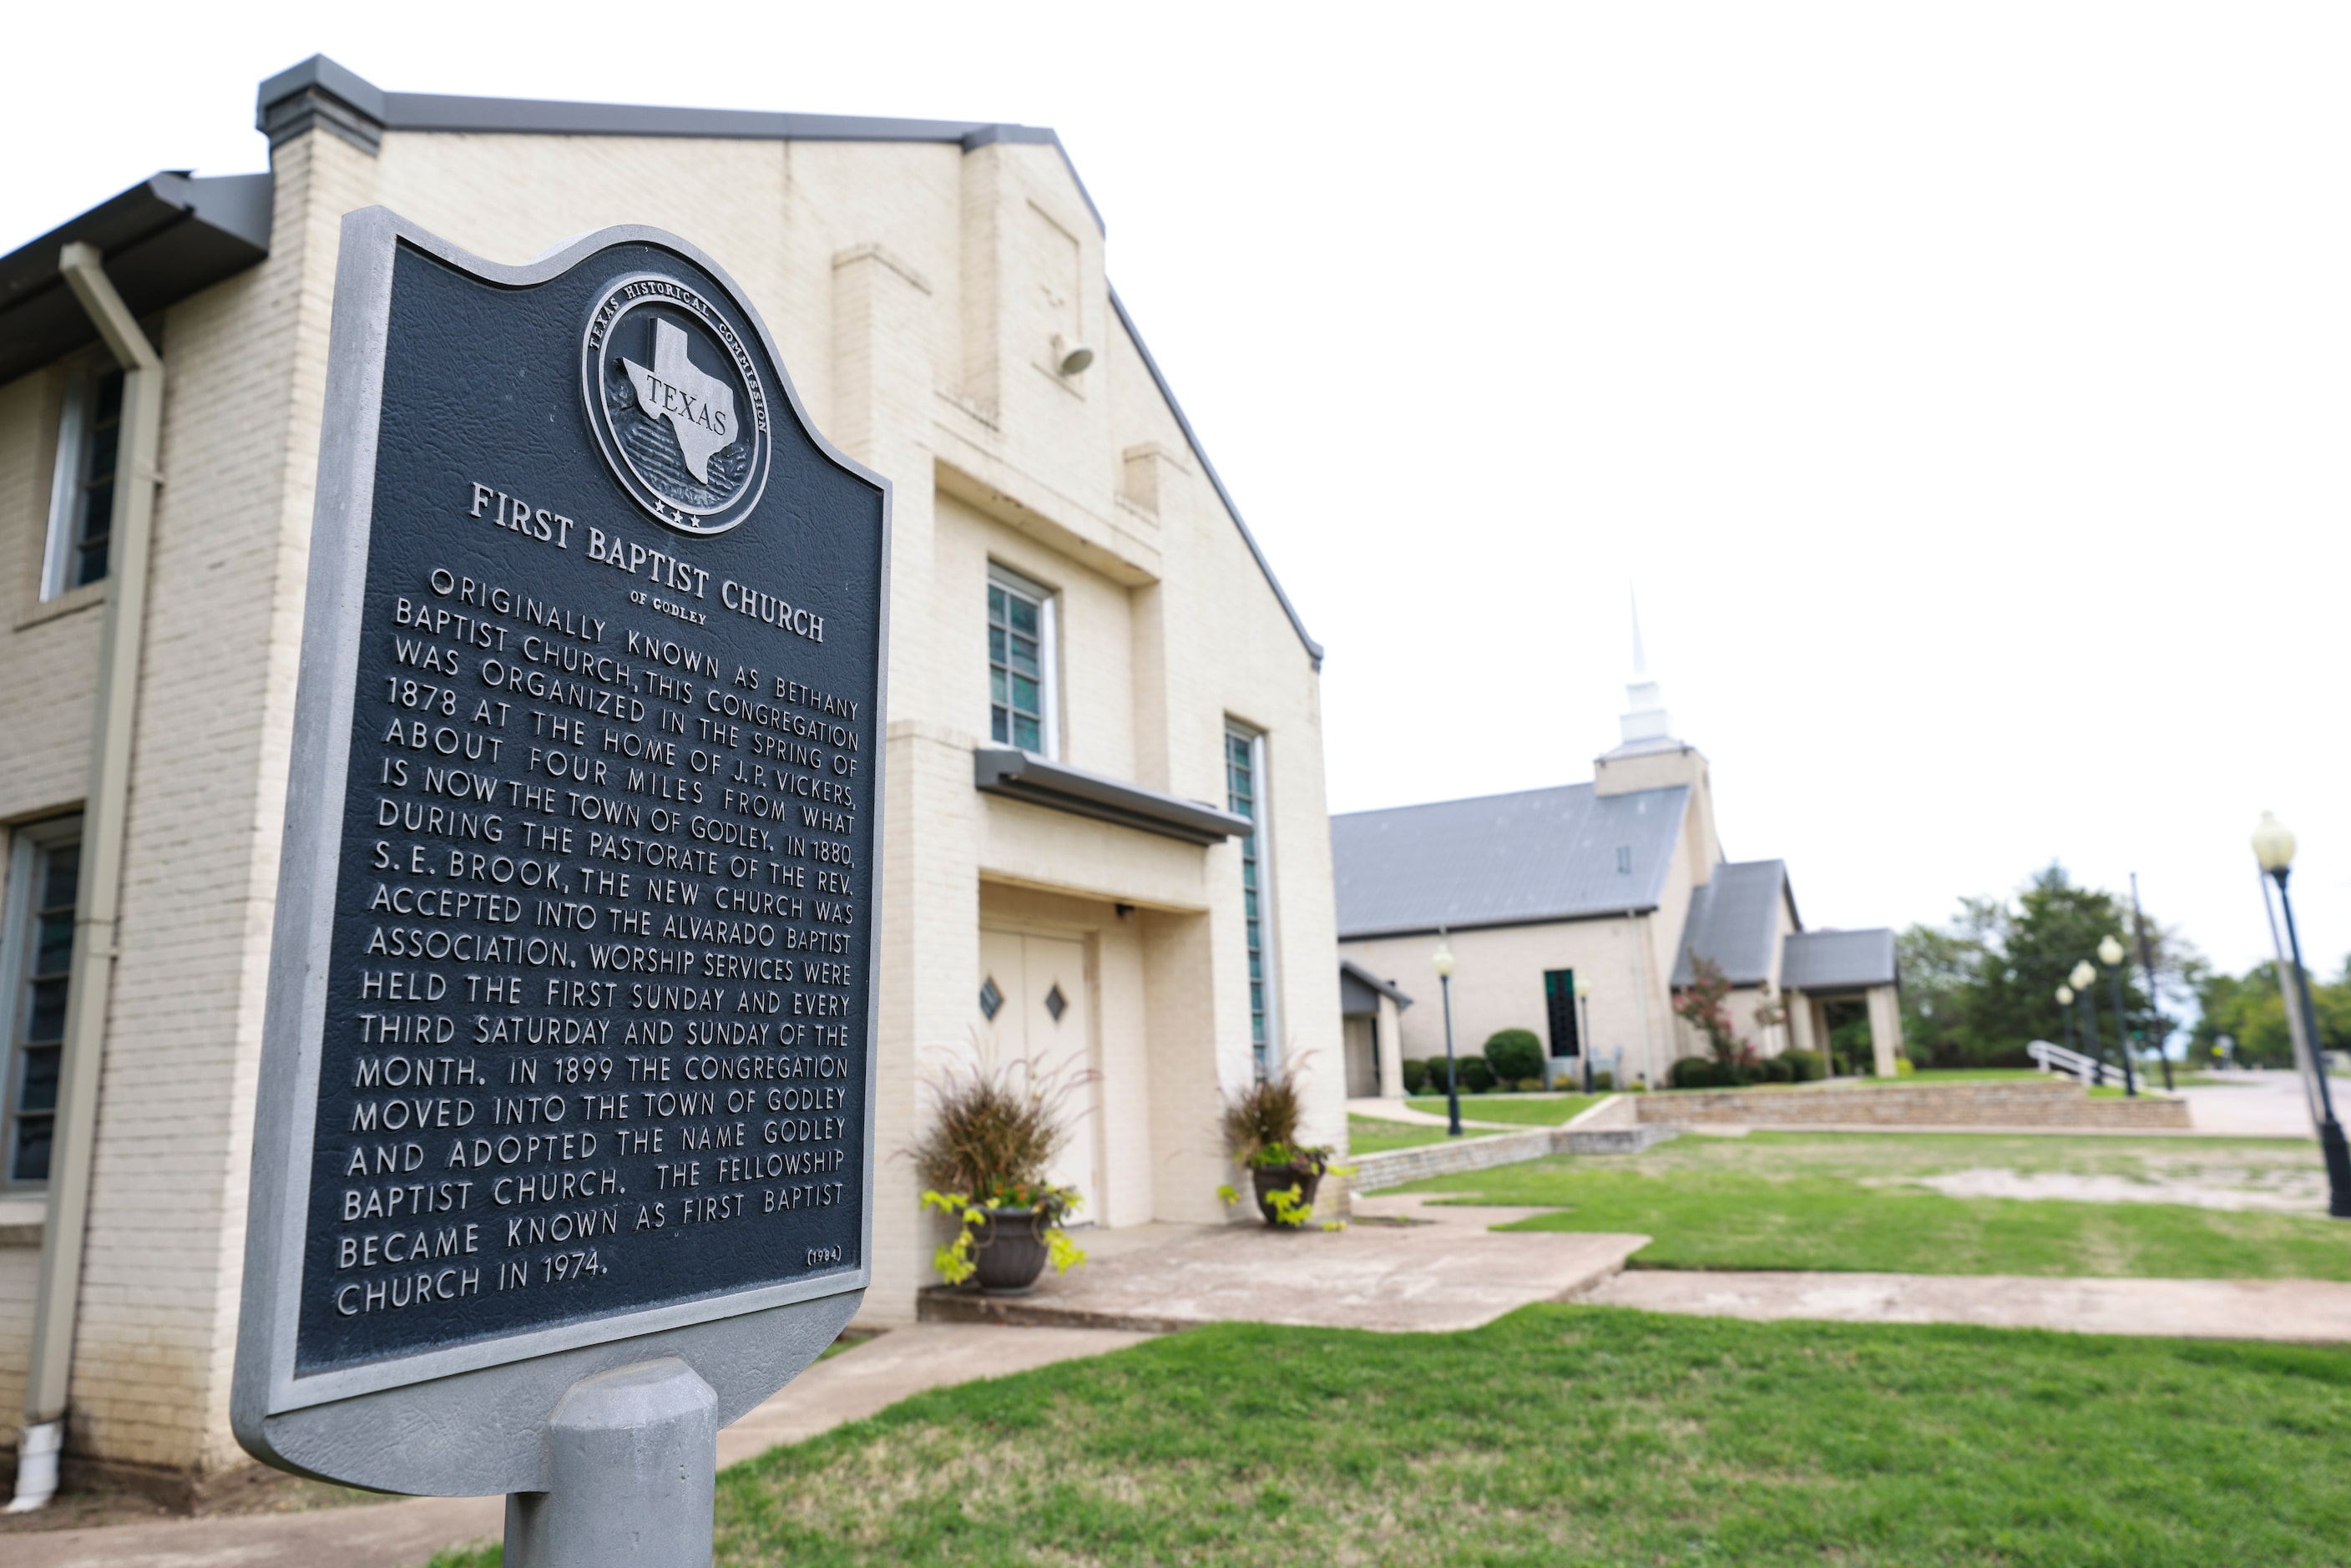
232, 207, 887, 1494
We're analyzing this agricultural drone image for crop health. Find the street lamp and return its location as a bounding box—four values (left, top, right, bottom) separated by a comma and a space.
2055, 984, 2078, 1064
1575, 976, 1595, 1094
2070, 959, 2104, 1087
1433, 934, 1462, 1137
2252, 812, 2351, 1218
2098, 934, 2136, 1097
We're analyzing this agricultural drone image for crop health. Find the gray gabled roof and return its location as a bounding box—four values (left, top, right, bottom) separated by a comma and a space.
1332, 782, 1688, 940
1780, 928, 1898, 992
1671, 860, 1790, 988
1339, 959, 1413, 1014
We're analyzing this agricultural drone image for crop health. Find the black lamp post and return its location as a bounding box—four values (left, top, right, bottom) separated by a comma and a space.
2099, 935, 2136, 1097
2071, 960, 2105, 1087
1433, 934, 1462, 1137
1575, 976, 1595, 1095
2131, 874, 2174, 1091
2252, 812, 2351, 1218
2056, 983, 2079, 1064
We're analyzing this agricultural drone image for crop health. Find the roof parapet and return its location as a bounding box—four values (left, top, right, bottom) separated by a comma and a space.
250, 56, 1104, 233
256, 55, 387, 154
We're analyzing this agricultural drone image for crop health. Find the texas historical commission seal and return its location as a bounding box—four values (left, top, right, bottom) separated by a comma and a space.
582, 274, 771, 534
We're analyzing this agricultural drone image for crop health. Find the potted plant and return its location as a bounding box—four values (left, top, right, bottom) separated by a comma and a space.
909, 1057, 1087, 1296
1221, 1063, 1334, 1228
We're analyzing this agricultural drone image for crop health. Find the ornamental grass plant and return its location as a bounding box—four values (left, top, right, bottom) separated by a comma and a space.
1220, 1059, 1327, 1169
908, 1050, 1086, 1215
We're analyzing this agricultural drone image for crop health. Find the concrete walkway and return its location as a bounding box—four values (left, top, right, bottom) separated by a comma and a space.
1586, 1268, 2351, 1342
0, 1324, 1149, 1568
925, 1200, 1649, 1335
2179, 1071, 2330, 1138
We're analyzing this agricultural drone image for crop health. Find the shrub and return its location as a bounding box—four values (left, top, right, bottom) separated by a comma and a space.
1483, 1029, 1544, 1083
1400, 1059, 1428, 1095
1591, 1070, 1615, 1091
1515, 1077, 1544, 1093
1782, 1048, 1825, 1083
1757, 1055, 1792, 1084
1895, 1057, 1916, 1077
1669, 1055, 1717, 1090
1456, 1055, 1495, 1093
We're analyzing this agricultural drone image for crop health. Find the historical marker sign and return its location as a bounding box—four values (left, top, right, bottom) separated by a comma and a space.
235, 210, 887, 1494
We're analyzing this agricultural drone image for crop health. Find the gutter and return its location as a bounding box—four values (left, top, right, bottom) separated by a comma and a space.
8, 245, 164, 1512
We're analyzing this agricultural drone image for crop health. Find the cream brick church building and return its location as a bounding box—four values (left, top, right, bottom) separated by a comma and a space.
0, 58, 1340, 1500
1335, 637, 1902, 1094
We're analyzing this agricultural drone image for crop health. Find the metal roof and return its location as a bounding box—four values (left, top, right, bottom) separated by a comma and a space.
1671, 860, 1790, 988
0, 173, 271, 387
1332, 782, 1689, 939
1339, 959, 1414, 1014
1779, 928, 1898, 992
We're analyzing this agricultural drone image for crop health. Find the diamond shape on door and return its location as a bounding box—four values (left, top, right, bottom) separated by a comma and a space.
1044, 984, 1067, 1024
978, 977, 1004, 1020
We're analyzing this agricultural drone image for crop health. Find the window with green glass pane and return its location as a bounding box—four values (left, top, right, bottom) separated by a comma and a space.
1226, 726, 1274, 1075
8, 832, 78, 1186
988, 577, 1049, 752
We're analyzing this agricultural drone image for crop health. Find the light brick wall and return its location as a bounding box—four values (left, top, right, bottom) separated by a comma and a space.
0, 108, 1338, 1472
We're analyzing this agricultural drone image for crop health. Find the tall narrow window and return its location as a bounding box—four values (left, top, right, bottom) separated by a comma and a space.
2, 821, 82, 1186
1226, 724, 1277, 1076
1544, 969, 1580, 1060
43, 357, 125, 599
987, 564, 1058, 756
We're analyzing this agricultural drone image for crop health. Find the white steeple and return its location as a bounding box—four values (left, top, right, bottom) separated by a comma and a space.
1620, 589, 1673, 746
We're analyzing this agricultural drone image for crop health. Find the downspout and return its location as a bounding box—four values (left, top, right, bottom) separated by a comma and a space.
9, 245, 164, 1512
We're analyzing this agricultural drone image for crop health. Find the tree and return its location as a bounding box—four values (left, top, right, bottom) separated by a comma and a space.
1965, 866, 2150, 1062
1895, 898, 1997, 1063
1895, 865, 2193, 1067
2195, 955, 2351, 1068
1671, 957, 1757, 1075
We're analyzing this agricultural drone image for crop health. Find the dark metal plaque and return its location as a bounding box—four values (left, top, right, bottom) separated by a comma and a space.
236, 210, 885, 1437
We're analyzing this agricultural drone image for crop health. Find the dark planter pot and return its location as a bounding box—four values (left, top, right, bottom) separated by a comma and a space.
1249, 1161, 1324, 1228
970, 1206, 1050, 1295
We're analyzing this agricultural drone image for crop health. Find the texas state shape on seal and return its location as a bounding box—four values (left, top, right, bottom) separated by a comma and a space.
623, 318, 738, 482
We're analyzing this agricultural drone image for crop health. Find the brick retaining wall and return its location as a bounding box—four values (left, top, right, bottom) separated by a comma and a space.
1631, 1077, 2190, 1130
1348, 1129, 1557, 1192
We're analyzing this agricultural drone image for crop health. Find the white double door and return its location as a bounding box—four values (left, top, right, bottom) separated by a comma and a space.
978, 929, 1100, 1225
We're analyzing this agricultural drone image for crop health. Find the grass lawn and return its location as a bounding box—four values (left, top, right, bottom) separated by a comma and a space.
1402, 1093, 1602, 1126
1406, 1131, 2351, 1279
431, 1305, 2351, 1566
1345, 1115, 1507, 1153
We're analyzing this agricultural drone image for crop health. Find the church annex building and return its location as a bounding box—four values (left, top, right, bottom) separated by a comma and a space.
1333, 650, 1903, 1091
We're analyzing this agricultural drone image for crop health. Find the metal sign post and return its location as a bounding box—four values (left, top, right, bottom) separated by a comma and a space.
234, 209, 888, 1567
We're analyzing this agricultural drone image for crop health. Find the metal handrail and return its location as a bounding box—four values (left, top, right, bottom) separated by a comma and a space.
2027, 1039, 2102, 1085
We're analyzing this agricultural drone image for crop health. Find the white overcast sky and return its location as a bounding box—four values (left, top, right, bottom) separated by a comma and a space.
8, 3, 2346, 981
